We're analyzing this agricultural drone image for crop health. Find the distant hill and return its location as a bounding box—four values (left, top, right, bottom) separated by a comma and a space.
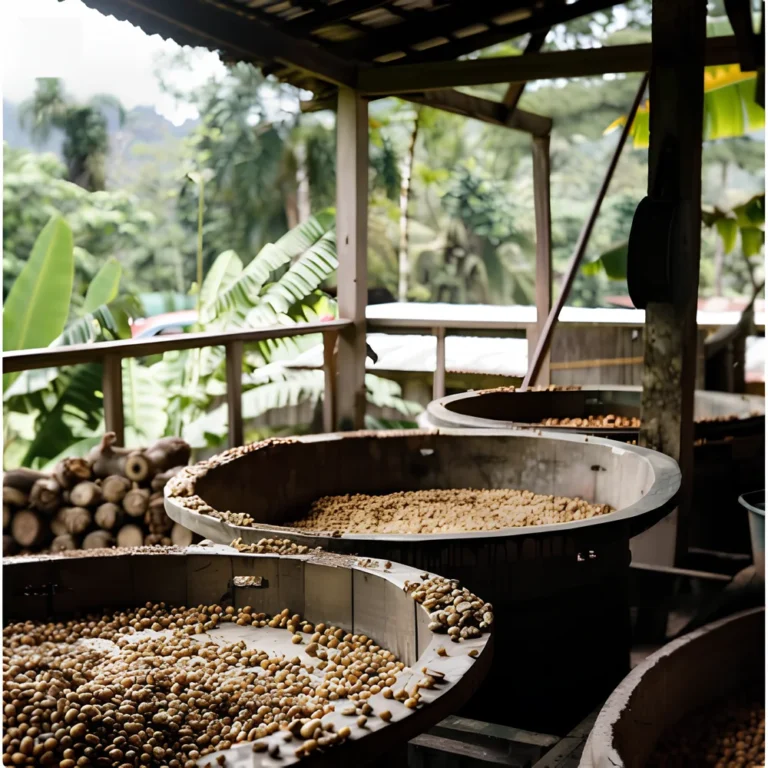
3, 99, 198, 185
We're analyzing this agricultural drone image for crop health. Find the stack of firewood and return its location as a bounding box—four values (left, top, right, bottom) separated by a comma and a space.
3, 433, 194, 555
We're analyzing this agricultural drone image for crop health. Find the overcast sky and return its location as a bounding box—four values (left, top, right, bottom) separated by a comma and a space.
2, 0, 226, 124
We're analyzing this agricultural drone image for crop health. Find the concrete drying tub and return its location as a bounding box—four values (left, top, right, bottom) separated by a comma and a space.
422, 387, 765, 556
166, 429, 681, 733
580, 607, 764, 768
3, 545, 492, 767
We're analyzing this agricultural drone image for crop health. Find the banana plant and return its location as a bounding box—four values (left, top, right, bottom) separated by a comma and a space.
3, 215, 151, 468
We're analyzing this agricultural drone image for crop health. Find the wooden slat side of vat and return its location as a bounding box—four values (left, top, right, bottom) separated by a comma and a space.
581, 608, 765, 768
166, 430, 680, 545
3, 546, 493, 768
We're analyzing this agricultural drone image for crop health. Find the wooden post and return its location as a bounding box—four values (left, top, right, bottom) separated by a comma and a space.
335, 88, 369, 430
322, 331, 337, 433
532, 135, 552, 385
637, 0, 706, 567
102, 355, 124, 445
433, 327, 447, 400
225, 341, 244, 448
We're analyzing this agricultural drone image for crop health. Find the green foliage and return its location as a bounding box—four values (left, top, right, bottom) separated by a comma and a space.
3, 215, 74, 355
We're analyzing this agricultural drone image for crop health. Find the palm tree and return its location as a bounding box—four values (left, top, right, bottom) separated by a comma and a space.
19, 78, 124, 191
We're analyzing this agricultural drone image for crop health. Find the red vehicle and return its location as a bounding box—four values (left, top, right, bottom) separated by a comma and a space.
130, 310, 198, 339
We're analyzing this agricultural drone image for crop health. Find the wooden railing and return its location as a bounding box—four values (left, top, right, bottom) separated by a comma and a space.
3, 319, 352, 448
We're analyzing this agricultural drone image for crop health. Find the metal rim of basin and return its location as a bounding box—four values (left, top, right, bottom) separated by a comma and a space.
3, 544, 494, 768
425, 386, 765, 437
164, 428, 681, 545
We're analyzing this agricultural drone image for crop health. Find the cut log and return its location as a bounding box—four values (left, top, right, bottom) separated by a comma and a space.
3, 468, 49, 493
69, 481, 103, 508
51, 534, 77, 552
171, 523, 194, 547
3, 487, 29, 508
145, 493, 173, 535
52, 457, 92, 489
116, 524, 144, 548
83, 530, 114, 549
144, 533, 172, 547
3, 504, 10, 530
3, 535, 15, 556
95, 502, 123, 531
11, 509, 46, 548
145, 437, 191, 473
102, 475, 132, 504
124, 452, 152, 483
29, 478, 62, 513
87, 432, 147, 478
55, 506, 92, 536
123, 487, 150, 518
151, 466, 186, 493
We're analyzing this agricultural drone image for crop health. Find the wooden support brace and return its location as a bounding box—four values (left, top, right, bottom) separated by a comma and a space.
225, 341, 244, 448
322, 331, 338, 433
102, 355, 124, 446
532, 134, 552, 385
433, 327, 447, 400
335, 88, 369, 430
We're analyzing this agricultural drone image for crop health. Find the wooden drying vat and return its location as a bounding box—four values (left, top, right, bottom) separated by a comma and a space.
165, 429, 681, 733
580, 607, 764, 768
422, 387, 765, 555
3, 545, 492, 768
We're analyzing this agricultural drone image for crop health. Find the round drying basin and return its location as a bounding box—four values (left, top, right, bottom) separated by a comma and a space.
166, 429, 680, 733
3, 545, 492, 768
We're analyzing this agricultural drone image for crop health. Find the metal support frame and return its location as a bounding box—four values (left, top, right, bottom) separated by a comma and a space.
522, 72, 649, 390
637, 0, 706, 568
335, 88, 369, 430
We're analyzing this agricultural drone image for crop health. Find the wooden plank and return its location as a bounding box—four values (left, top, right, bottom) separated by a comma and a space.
357, 35, 741, 94
335, 88, 369, 430
225, 341, 244, 448
2, 320, 352, 373
102, 355, 125, 445
638, 0, 706, 568
532, 134, 552, 386
354, 0, 622, 64
522, 73, 648, 390
85, 0, 355, 87
322, 331, 338, 433
433, 327, 446, 400
398, 89, 552, 136
287, 0, 395, 36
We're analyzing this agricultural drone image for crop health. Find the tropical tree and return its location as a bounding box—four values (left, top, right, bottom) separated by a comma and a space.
19, 78, 125, 191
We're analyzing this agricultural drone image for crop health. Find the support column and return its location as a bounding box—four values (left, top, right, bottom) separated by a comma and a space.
636, 0, 705, 567
532, 135, 552, 385
336, 88, 369, 430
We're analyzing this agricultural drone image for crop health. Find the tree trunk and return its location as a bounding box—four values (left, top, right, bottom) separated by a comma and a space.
398, 109, 421, 302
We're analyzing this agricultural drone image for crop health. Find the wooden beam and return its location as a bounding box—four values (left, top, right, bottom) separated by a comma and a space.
102, 355, 125, 446
522, 73, 648, 390
354, 0, 622, 63
637, 0, 706, 568
502, 28, 550, 117
225, 341, 244, 448
357, 35, 742, 94
532, 135, 552, 386
84, 0, 356, 87
398, 90, 552, 136
335, 88, 369, 430
287, 0, 398, 37
301, 90, 553, 135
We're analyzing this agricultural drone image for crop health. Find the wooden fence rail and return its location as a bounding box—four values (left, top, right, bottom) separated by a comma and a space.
3, 319, 352, 448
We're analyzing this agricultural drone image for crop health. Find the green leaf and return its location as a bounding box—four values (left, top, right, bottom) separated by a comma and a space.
741, 227, 765, 258
200, 250, 243, 322
83, 258, 122, 313
3, 215, 74, 353
715, 217, 739, 254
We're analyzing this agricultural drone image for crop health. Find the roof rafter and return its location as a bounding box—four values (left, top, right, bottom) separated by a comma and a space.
357, 35, 743, 94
